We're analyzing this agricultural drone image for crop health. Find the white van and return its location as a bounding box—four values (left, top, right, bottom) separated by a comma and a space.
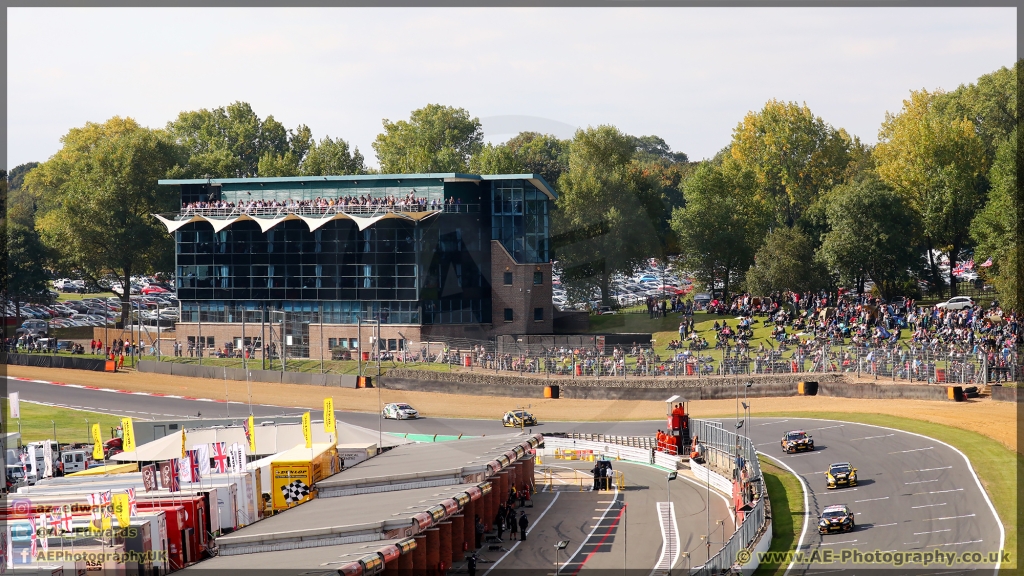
61, 450, 90, 474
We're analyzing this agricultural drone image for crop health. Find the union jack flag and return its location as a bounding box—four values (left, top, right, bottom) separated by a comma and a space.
211, 442, 229, 474
188, 449, 202, 482
27, 515, 36, 557
46, 512, 61, 535
167, 460, 180, 492
126, 488, 138, 516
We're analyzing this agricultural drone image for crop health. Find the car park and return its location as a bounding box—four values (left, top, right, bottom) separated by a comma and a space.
818, 504, 856, 534
382, 403, 419, 420
781, 430, 815, 453
16, 319, 48, 336
502, 410, 537, 427
825, 462, 858, 488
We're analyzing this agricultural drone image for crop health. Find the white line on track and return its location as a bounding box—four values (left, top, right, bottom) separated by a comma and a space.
905, 479, 940, 485
873, 523, 898, 527
850, 434, 895, 440
910, 488, 963, 496
911, 503, 947, 509
826, 539, 858, 545
936, 539, 984, 547
913, 529, 952, 535
905, 466, 952, 473
756, 420, 789, 426
854, 497, 889, 503
482, 491, 562, 576
931, 514, 976, 521
889, 447, 934, 454
823, 488, 857, 493
806, 425, 845, 431
563, 486, 620, 570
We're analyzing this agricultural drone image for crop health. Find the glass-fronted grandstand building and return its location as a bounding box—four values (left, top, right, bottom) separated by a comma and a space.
156, 173, 555, 358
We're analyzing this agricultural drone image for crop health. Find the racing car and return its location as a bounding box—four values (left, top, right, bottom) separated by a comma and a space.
781, 430, 814, 453
502, 410, 538, 427
818, 504, 855, 534
382, 403, 420, 420
825, 462, 857, 489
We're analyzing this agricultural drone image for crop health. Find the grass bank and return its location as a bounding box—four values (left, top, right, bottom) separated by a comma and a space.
2, 399, 122, 445
755, 457, 804, 576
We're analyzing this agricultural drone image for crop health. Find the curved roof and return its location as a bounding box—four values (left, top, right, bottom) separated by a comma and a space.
153, 209, 442, 234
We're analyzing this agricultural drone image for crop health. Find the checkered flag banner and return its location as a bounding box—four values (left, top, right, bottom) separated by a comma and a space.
280, 479, 311, 505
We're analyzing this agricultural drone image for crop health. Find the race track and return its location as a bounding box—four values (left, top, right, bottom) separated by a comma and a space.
751, 417, 1004, 574
4, 376, 1004, 573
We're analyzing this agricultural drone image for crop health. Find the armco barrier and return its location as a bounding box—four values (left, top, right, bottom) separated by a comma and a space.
690, 460, 734, 495
540, 437, 652, 465
653, 451, 683, 471
4, 353, 109, 372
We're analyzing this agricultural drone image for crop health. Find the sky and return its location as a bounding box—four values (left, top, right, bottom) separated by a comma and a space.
6, 7, 1017, 170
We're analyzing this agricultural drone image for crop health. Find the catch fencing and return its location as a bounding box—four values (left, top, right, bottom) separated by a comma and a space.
689, 418, 769, 576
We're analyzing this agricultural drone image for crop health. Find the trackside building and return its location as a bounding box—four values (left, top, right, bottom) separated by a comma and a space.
155, 174, 556, 358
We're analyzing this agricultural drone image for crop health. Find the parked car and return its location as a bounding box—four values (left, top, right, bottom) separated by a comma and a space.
936, 296, 975, 311
16, 319, 48, 336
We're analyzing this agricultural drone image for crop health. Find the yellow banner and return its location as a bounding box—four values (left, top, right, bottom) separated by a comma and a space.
302, 412, 312, 449
247, 414, 256, 453
120, 418, 135, 453
112, 494, 131, 528
323, 398, 335, 434
181, 429, 187, 459
92, 423, 104, 460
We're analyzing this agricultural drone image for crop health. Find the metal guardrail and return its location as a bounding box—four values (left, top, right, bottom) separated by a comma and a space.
689, 418, 769, 576
171, 203, 479, 219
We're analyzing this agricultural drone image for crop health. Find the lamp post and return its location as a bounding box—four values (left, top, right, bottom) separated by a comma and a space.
554, 539, 570, 575
681, 551, 689, 574
667, 471, 677, 574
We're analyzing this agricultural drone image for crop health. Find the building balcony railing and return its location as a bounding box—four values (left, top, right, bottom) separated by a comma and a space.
175, 203, 478, 218
155, 203, 479, 233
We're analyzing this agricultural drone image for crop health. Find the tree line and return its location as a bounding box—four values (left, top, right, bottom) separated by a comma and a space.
4, 61, 1019, 322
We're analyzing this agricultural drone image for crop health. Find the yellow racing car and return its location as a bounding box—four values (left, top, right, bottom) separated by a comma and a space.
502, 410, 538, 427
825, 462, 857, 489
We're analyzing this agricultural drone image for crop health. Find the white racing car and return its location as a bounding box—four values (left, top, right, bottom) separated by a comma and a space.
382, 403, 420, 420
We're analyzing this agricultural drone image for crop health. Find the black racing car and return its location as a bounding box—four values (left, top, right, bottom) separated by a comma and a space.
825, 462, 857, 489
781, 430, 815, 453
818, 504, 855, 534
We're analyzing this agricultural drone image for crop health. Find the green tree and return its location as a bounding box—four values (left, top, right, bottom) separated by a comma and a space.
745, 227, 828, 295
936, 62, 1018, 163
372, 104, 483, 173
730, 99, 854, 228
553, 125, 665, 305
671, 162, 761, 303
970, 129, 1018, 309
817, 173, 920, 298
470, 132, 570, 187
26, 117, 183, 323
874, 89, 988, 297
2, 220, 52, 321
301, 136, 366, 176
633, 135, 688, 165
166, 101, 299, 178
6, 163, 40, 228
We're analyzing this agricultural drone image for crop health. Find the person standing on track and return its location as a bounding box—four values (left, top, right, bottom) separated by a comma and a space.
518, 511, 529, 541
506, 506, 518, 541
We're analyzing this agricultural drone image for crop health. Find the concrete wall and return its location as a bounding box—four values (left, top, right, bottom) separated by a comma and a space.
137, 360, 358, 388
818, 381, 951, 401
990, 385, 1018, 402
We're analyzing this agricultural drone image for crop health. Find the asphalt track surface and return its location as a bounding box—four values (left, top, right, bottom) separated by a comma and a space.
4, 376, 1004, 573
753, 417, 1004, 575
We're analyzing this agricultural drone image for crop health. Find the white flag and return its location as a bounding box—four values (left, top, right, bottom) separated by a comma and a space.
4, 524, 11, 570
27, 446, 37, 477
192, 444, 211, 477
43, 441, 53, 479
178, 456, 193, 484
231, 443, 244, 474
8, 393, 19, 420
